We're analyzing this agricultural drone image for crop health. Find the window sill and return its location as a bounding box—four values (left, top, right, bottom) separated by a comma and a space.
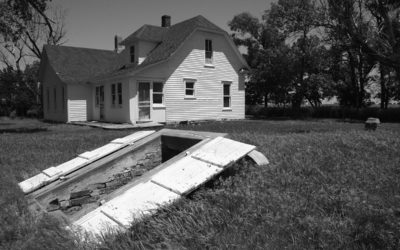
204, 64, 215, 68
184, 96, 196, 100
222, 108, 232, 111
153, 104, 166, 109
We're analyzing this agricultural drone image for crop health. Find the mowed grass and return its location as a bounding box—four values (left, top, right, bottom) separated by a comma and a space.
1, 119, 400, 249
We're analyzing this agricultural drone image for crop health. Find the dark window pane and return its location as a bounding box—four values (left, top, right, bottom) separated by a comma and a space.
224, 97, 230, 107
117, 83, 122, 93
186, 82, 194, 89
130, 46, 135, 63
153, 82, 163, 93
153, 93, 163, 104
224, 84, 230, 95
111, 84, 115, 94
205, 51, 212, 59
186, 89, 194, 96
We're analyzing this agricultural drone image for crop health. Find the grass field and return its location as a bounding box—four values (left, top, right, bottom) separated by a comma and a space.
1, 119, 400, 249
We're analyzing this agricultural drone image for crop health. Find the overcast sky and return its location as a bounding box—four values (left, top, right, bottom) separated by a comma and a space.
52, 0, 275, 50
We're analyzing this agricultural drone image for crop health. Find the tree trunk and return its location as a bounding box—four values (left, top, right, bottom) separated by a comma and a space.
264, 92, 268, 108
380, 64, 387, 109
348, 50, 359, 108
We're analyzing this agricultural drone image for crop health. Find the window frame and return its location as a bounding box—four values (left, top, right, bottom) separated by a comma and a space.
95, 86, 100, 107
184, 79, 196, 99
222, 81, 232, 109
152, 81, 164, 105
111, 83, 116, 106
205, 39, 213, 64
46, 88, 50, 112
53, 87, 57, 111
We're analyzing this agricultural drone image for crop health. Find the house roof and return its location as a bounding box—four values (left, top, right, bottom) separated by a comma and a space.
42, 45, 121, 84
120, 25, 168, 44
91, 15, 229, 81
41, 15, 247, 84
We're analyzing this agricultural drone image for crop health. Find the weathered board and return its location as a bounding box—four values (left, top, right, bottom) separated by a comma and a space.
18, 130, 156, 194
96, 182, 180, 228
73, 208, 121, 236
151, 156, 223, 195
247, 150, 269, 166
191, 137, 255, 167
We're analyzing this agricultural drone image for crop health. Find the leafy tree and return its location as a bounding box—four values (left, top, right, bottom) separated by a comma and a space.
0, 0, 66, 70
0, 61, 39, 116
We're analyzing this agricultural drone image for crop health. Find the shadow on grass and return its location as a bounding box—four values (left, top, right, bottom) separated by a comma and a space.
0, 127, 48, 133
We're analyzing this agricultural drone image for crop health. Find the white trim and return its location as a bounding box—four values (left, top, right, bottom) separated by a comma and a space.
183, 78, 197, 98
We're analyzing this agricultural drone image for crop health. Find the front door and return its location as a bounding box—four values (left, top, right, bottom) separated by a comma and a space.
99, 86, 105, 120
138, 82, 150, 121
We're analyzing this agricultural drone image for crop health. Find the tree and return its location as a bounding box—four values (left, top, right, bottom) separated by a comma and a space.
0, 0, 66, 70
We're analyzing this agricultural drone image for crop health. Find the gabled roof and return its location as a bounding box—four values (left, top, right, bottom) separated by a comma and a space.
91, 15, 232, 81
41, 15, 248, 84
140, 15, 226, 68
41, 45, 121, 84
120, 25, 168, 44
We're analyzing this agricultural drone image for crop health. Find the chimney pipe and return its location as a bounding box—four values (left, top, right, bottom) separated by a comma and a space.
162, 15, 171, 27
114, 35, 122, 53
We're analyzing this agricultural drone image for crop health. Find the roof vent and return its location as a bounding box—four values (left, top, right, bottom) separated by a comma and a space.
162, 15, 171, 27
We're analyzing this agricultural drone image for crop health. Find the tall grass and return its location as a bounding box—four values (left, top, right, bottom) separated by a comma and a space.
1, 120, 400, 249
93, 126, 400, 249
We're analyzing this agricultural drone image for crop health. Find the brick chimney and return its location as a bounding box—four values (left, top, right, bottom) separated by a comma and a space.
162, 15, 171, 27
114, 35, 123, 53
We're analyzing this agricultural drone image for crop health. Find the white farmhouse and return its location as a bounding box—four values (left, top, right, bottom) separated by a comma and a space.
39, 15, 249, 123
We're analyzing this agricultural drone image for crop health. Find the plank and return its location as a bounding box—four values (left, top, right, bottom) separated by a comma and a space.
247, 150, 269, 166
18, 173, 51, 194
73, 209, 121, 236
191, 137, 255, 167
111, 130, 155, 145
100, 182, 180, 227
54, 157, 88, 175
151, 156, 223, 195
42, 166, 62, 178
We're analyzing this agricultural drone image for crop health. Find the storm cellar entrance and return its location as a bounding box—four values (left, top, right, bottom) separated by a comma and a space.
27, 132, 205, 222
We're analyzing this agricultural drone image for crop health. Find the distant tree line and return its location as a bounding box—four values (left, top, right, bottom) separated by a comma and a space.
230, 0, 400, 109
0, 0, 66, 116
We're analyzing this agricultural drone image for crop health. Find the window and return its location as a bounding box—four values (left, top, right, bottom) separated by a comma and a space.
185, 80, 195, 97
62, 87, 65, 111
223, 82, 231, 108
54, 87, 57, 111
111, 83, 122, 107
205, 39, 213, 64
117, 83, 122, 105
95, 86, 100, 106
46, 88, 50, 111
111, 84, 116, 105
130, 45, 135, 63
153, 82, 164, 104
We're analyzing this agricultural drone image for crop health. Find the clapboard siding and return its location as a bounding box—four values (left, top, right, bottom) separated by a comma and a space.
68, 100, 87, 121
137, 30, 245, 122
67, 85, 91, 122
41, 61, 68, 122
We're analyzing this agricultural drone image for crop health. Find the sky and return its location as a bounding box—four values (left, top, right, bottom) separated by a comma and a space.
52, 0, 275, 51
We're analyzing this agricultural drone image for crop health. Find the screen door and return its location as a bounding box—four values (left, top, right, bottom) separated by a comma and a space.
138, 82, 150, 121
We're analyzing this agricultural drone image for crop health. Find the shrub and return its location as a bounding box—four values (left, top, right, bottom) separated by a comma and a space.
247, 105, 400, 122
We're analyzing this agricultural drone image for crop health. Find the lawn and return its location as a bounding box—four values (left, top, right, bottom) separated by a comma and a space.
1, 119, 400, 249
